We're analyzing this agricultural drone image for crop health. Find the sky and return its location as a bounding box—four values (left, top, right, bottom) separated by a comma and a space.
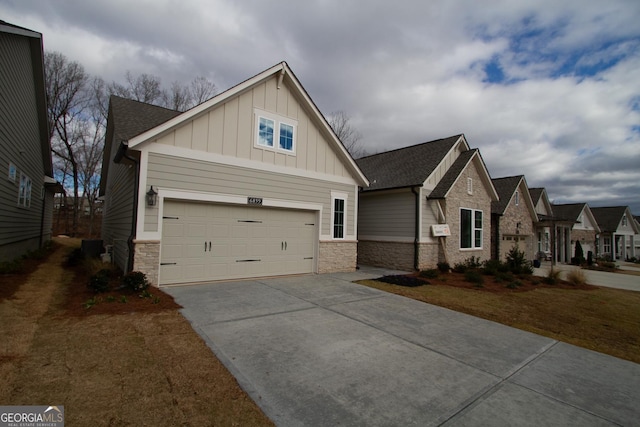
2, 0, 639, 214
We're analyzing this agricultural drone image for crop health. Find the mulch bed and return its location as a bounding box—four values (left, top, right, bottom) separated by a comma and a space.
64, 268, 182, 316
375, 271, 598, 293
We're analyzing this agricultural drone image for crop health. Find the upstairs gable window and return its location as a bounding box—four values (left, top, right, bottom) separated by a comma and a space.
467, 178, 473, 195
255, 110, 297, 154
515, 191, 519, 206
622, 215, 627, 226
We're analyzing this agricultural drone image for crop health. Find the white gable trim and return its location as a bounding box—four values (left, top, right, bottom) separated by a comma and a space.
436, 150, 499, 201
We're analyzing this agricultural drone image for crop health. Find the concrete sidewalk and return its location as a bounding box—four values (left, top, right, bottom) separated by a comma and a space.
166, 269, 640, 426
533, 262, 640, 292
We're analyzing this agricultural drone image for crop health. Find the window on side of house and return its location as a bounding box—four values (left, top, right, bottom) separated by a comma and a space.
18, 173, 32, 208
515, 191, 519, 206
460, 208, 483, 249
8, 163, 17, 181
622, 215, 627, 226
467, 178, 473, 195
603, 237, 611, 254
279, 123, 294, 151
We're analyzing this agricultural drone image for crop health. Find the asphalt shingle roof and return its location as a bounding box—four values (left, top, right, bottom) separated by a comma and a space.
355, 135, 462, 192
591, 206, 628, 233
552, 203, 586, 222
491, 176, 523, 215
528, 188, 544, 205
109, 95, 181, 142
429, 149, 477, 199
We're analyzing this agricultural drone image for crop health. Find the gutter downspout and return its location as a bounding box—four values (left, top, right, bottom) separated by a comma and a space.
114, 140, 139, 273
411, 186, 420, 271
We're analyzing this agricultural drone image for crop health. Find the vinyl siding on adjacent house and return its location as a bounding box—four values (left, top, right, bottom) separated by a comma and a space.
101, 143, 137, 271
145, 152, 356, 238
358, 190, 415, 241
152, 75, 349, 179
0, 31, 45, 260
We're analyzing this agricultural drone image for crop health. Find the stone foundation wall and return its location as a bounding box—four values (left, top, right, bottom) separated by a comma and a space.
132, 240, 160, 287
357, 240, 415, 271
318, 240, 357, 273
417, 242, 441, 270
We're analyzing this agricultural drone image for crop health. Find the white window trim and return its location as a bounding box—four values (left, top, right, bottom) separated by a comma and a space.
254, 109, 298, 155
8, 162, 17, 182
460, 207, 483, 250
331, 191, 348, 240
18, 172, 32, 208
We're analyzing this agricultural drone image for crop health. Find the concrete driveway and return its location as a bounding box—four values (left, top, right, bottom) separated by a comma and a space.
165, 268, 640, 426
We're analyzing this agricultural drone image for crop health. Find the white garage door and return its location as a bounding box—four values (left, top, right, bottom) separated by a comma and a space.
159, 201, 317, 285
500, 235, 528, 261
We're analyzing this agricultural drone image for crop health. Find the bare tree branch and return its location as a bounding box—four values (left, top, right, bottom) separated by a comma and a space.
327, 110, 366, 158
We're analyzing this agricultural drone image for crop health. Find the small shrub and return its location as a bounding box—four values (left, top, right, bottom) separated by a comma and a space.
83, 297, 98, 309
152, 296, 161, 304
88, 269, 111, 293
106, 295, 116, 303
543, 267, 561, 285
0, 259, 24, 274
464, 270, 484, 285
437, 262, 450, 273
566, 269, 587, 286
494, 271, 514, 283
506, 282, 518, 289
482, 259, 504, 276
119, 295, 128, 303
419, 269, 439, 279
121, 271, 150, 292
505, 245, 532, 275
454, 256, 482, 273
574, 241, 585, 265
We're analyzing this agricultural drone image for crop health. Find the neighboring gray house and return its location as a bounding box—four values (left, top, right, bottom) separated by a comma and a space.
356, 135, 498, 270
551, 203, 600, 260
100, 62, 368, 286
591, 206, 639, 260
491, 176, 538, 262
0, 21, 60, 262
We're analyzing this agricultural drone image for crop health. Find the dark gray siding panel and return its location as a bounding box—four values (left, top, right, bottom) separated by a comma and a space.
0, 31, 46, 261
358, 191, 415, 239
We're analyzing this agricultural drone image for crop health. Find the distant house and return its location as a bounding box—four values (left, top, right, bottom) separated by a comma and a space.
491, 176, 538, 262
529, 187, 553, 259
356, 135, 498, 270
100, 62, 368, 286
0, 21, 61, 262
591, 206, 639, 260
552, 203, 600, 260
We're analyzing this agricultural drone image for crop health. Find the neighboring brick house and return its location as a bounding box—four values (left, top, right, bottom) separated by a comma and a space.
552, 203, 600, 260
491, 176, 538, 262
591, 206, 639, 260
356, 135, 498, 271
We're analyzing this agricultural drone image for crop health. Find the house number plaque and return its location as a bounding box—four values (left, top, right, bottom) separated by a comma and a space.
247, 197, 263, 206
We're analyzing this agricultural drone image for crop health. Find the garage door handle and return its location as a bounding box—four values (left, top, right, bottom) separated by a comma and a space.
285, 241, 287, 250
209, 241, 211, 251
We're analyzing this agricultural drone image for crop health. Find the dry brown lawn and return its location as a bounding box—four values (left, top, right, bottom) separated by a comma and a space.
0, 238, 274, 426
360, 272, 640, 364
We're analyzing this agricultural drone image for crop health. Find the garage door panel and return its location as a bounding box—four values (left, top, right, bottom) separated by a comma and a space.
160, 200, 317, 285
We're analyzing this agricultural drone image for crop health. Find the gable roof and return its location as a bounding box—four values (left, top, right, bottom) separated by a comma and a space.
429, 149, 477, 198
491, 176, 524, 215
1, 20, 51, 178
591, 206, 640, 233
356, 135, 464, 191
100, 96, 181, 195
528, 187, 554, 218
551, 203, 587, 222
126, 61, 368, 186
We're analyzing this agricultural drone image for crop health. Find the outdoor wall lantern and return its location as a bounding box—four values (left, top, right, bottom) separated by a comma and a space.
146, 186, 158, 207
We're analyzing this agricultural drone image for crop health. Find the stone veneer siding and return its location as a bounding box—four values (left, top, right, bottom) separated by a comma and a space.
357, 240, 415, 271
442, 160, 493, 266
132, 240, 160, 287
318, 241, 357, 273
571, 229, 597, 256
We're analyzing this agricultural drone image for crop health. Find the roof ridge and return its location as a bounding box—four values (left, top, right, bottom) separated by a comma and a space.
357, 134, 463, 160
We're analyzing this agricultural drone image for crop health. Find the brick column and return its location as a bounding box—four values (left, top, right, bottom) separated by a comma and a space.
132, 240, 160, 287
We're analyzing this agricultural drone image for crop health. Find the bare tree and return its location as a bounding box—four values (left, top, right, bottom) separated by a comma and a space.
327, 110, 366, 158
45, 51, 90, 235
108, 71, 164, 104
190, 76, 217, 105
164, 81, 192, 111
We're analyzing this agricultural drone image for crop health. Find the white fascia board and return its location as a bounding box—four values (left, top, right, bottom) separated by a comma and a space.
423, 134, 468, 185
